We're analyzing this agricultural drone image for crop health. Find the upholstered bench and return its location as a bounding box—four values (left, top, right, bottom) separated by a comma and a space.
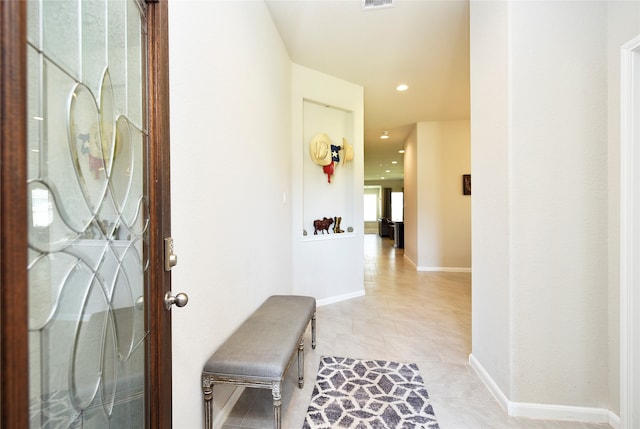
201, 295, 316, 429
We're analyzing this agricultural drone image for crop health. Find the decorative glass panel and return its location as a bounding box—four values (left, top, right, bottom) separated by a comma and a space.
43, 0, 80, 80
82, 0, 107, 94
108, 0, 126, 116
27, 0, 40, 49
28, 1, 148, 428
27, 46, 42, 180
127, 0, 143, 126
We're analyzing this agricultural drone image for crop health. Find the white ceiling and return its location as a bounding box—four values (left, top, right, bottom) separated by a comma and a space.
265, 0, 470, 182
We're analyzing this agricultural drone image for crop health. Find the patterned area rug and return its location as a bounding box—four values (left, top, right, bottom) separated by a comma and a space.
302, 356, 440, 429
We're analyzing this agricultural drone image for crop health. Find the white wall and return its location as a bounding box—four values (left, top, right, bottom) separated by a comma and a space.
403, 121, 471, 272
469, 0, 512, 399
509, 1, 608, 408
415, 120, 471, 271
291, 64, 365, 304
470, 0, 640, 421
168, 2, 293, 427
403, 126, 418, 267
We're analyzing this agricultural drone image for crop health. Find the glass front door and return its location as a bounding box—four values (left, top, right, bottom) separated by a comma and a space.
27, 1, 150, 427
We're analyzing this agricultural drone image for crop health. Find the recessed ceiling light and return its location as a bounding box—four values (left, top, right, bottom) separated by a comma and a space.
380, 130, 389, 139
398, 149, 405, 154
380, 176, 385, 179
385, 170, 391, 173
391, 161, 398, 164
396, 84, 408, 91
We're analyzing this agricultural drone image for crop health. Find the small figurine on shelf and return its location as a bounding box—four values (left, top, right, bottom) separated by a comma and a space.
313, 217, 334, 235
333, 216, 344, 233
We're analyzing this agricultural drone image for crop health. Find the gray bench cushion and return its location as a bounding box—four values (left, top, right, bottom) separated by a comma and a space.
203, 295, 316, 382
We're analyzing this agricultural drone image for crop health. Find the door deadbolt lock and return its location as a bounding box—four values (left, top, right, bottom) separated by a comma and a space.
164, 237, 178, 271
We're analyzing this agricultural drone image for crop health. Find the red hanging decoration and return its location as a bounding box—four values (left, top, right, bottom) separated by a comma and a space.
323, 161, 335, 183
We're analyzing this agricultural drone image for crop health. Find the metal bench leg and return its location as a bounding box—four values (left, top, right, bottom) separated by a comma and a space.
202, 375, 214, 429
311, 312, 316, 349
298, 336, 305, 388
272, 382, 282, 429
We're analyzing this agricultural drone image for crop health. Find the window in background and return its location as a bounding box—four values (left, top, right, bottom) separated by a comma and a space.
363, 193, 378, 221
391, 192, 404, 222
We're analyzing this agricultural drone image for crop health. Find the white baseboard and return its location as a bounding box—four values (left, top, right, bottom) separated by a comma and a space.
401, 256, 471, 273
317, 289, 365, 307
468, 354, 619, 428
403, 255, 417, 269
416, 266, 471, 273
509, 401, 615, 425
609, 411, 621, 429
468, 353, 510, 412
212, 386, 246, 429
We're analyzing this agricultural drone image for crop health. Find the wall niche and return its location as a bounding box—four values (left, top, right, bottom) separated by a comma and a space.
302, 99, 355, 238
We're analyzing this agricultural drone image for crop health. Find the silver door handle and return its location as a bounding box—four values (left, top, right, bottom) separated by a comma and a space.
164, 291, 188, 310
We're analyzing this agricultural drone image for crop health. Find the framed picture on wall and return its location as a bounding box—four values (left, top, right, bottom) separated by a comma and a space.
463, 174, 471, 195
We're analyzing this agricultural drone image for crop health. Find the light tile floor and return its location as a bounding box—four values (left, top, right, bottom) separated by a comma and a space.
221, 234, 612, 429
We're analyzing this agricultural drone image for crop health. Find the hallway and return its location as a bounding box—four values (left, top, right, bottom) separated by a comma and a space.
221, 235, 611, 429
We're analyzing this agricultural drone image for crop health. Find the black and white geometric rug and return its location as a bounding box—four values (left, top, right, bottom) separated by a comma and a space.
302, 356, 440, 429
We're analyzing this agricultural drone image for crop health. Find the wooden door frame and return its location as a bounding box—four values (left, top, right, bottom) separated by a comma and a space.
147, 1, 173, 428
0, 1, 173, 428
0, 0, 29, 427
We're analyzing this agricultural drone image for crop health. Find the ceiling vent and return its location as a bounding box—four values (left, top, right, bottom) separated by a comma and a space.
363, 0, 393, 10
